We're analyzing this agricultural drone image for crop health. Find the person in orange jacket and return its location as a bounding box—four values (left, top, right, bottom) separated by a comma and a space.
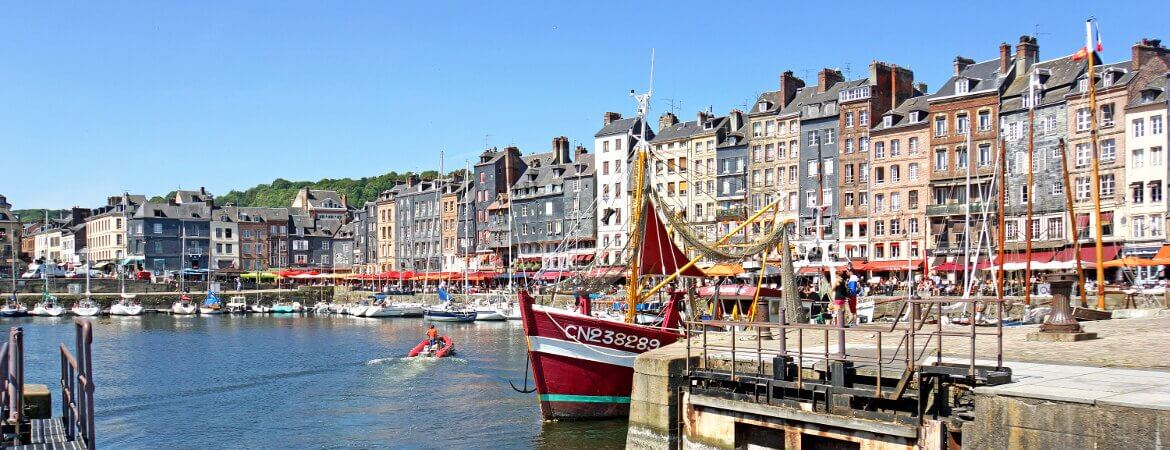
426, 324, 439, 346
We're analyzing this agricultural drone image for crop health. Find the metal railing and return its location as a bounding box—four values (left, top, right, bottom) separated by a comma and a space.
686, 296, 1007, 400
0, 327, 24, 436
60, 319, 95, 448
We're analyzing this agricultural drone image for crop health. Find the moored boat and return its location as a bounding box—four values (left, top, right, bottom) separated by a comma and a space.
109, 294, 143, 316
271, 302, 297, 313
172, 295, 198, 315
1, 298, 28, 317
31, 296, 66, 317
424, 303, 477, 322
72, 299, 101, 317
226, 296, 249, 314
199, 293, 225, 315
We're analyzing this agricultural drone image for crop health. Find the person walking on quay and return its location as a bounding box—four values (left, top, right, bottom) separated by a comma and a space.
845, 269, 860, 325
832, 270, 852, 326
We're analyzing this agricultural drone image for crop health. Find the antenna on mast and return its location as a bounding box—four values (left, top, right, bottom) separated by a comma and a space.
648, 48, 655, 96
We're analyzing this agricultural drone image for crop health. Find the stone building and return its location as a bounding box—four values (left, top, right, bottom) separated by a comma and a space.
747, 72, 807, 240
1121, 39, 1170, 257
714, 124, 749, 246
126, 201, 211, 275
929, 42, 1017, 269
648, 112, 699, 219
375, 183, 404, 273
999, 37, 1085, 261
288, 214, 341, 270
471, 147, 526, 270
797, 68, 845, 261
864, 95, 931, 271
594, 112, 652, 267
510, 137, 596, 272
331, 222, 355, 272
85, 194, 144, 266
439, 179, 472, 272
0, 195, 20, 276
352, 202, 378, 274
837, 62, 917, 262
394, 177, 445, 272
291, 188, 348, 221
687, 112, 731, 243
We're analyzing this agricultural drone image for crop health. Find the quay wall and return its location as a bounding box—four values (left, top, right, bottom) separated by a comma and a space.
964, 392, 1170, 450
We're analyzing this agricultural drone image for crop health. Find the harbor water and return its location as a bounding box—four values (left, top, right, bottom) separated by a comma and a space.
7, 315, 628, 448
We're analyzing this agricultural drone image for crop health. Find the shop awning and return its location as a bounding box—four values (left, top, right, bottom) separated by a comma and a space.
696, 285, 783, 299
572, 254, 595, 263
1153, 245, 1170, 264
853, 260, 922, 271
1102, 256, 1166, 268
538, 271, 571, 281
703, 263, 744, 277
993, 251, 1057, 265
1053, 243, 1121, 264
933, 261, 991, 272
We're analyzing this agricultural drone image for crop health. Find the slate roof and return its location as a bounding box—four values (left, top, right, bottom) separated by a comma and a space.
931, 58, 1006, 100
650, 119, 702, 143
778, 87, 816, 117
132, 202, 211, 220
872, 95, 932, 132
1001, 56, 1087, 112
334, 222, 355, 240
229, 207, 290, 223
512, 150, 594, 192
749, 91, 783, 116
301, 189, 346, 209
174, 189, 213, 204
1129, 78, 1168, 108
595, 117, 652, 139
800, 81, 847, 120
1081, 61, 1136, 93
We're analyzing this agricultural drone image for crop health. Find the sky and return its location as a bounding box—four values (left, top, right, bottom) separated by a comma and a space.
1, 1, 1164, 209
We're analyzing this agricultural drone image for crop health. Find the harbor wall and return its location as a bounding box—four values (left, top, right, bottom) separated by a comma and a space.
963, 392, 1170, 450
627, 342, 693, 449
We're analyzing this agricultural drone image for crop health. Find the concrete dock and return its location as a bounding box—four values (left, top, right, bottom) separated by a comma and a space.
629, 310, 1170, 449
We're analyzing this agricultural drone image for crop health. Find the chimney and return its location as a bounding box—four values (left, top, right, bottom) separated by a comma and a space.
817, 68, 844, 93
779, 70, 805, 106
1132, 38, 1170, 71
574, 145, 588, 157
914, 82, 929, 94
999, 42, 1012, 75
658, 112, 678, 131
729, 109, 744, 131
1015, 35, 1039, 77
603, 112, 622, 126
696, 110, 712, 125
340, 194, 348, 207
406, 174, 420, 187
954, 56, 975, 76
552, 136, 571, 165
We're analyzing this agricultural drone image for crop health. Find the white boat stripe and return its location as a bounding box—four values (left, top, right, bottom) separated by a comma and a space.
528, 336, 638, 369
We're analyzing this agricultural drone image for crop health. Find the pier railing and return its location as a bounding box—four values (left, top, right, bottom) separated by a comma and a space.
0, 327, 24, 430
60, 319, 95, 448
685, 296, 1010, 402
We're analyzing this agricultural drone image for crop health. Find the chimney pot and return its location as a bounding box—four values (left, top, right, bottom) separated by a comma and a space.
603, 112, 622, 126
953, 56, 975, 76
658, 112, 678, 131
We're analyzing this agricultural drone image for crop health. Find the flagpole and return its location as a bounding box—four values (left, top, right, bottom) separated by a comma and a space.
1085, 19, 1106, 309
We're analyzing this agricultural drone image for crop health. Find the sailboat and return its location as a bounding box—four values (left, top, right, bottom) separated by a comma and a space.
172, 224, 198, 314
110, 270, 142, 315
199, 291, 225, 315
32, 255, 65, 316
73, 252, 100, 317
424, 288, 478, 322
2, 258, 25, 317
517, 74, 708, 419
172, 295, 197, 315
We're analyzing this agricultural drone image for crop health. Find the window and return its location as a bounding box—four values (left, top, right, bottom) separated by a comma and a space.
910, 111, 921, 123
824, 159, 834, 175
1043, 115, 1056, 132
1133, 183, 1145, 203
1134, 216, 1147, 238
883, 115, 893, 127
825, 129, 835, 144
875, 142, 885, 158
956, 79, 969, 94
909, 190, 919, 209
1019, 184, 1029, 204
934, 116, 947, 137
890, 140, 901, 156
891, 165, 901, 182
978, 144, 991, 166
1076, 108, 1090, 132
844, 138, 854, 153
806, 191, 816, 208
977, 110, 991, 131
752, 123, 762, 137
909, 163, 919, 181
1031, 219, 1041, 240
956, 113, 969, 135
875, 167, 885, 184
1075, 177, 1090, 201
956, 147, 968, 169
844, 165, 854, 183
1153, 115, 1164, 135
858, 163, 868, 182
891, 193, 901, 211
874, 219, 885, 235
765, 121, 774, 136
1052, 180, 1063, 195
859, 111, 869, 125
935, 149, 947, 171
1134, 118, 1146, 137
859, 137, 868, 152
1101, 139, 1116, 161
1075, 143, 1090, 168
808, 131, 819, 145
1134, 148, 1146, 168
1154, 147, 1164, 166
845, 112, 854, 127
1100, 174, 1115, 198
909, 218, 919, 234
908, 137, 918, 155
1152, 182, 1163, 202
1005, 220, 1019, 241
1100, 104, 1114, 127
844, 193, 855, 206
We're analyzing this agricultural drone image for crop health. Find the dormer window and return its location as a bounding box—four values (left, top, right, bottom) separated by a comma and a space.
955, 79, 969, 94
1078, 78, 1088, 92
758, 102, 767, 112
883, 116, 893, 127
704, 121, 713, 131
909, 111, 921, 123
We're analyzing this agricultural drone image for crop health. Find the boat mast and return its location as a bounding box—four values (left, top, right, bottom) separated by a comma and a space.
996, 138, 1007, 300
625, 50, 653, 323
1084, 19, 1106, 309
963, 106, 976, 298
437, 149, 444, 294
463, 160, 471, 294
180, 220, 186, 293
1057, 139, 1088, 306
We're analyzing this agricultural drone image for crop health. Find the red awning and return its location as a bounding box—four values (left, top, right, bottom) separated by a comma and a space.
1053, 243, 1122, 263
696, 285, 784, 299
572, 254, 595, 263
855, 260, 923, 271
994, 251, 1056, 265
538, 271, 571, 280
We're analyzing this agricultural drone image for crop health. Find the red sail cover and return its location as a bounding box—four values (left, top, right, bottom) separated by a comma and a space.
638, 200, 705, 277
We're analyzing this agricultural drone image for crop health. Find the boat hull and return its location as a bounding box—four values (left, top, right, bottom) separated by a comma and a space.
474, 308, 507, 321
518, 292, 681, 420
109, 304, 143, 316
424, 309, 477, 322
172, 303, 197, 315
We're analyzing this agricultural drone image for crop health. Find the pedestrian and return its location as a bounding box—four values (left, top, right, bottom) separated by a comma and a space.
832, 270, 851, 326
845, 269, 860, 324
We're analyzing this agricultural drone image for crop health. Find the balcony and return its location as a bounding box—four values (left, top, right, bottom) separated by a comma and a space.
926, 202, 994, 216
716, 207, 747, 222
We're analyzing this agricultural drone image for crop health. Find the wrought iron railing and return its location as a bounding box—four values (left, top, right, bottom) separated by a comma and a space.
0, 327, 24, 439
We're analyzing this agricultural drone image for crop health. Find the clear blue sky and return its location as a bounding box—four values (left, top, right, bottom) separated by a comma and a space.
1, 0, 1161, 209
